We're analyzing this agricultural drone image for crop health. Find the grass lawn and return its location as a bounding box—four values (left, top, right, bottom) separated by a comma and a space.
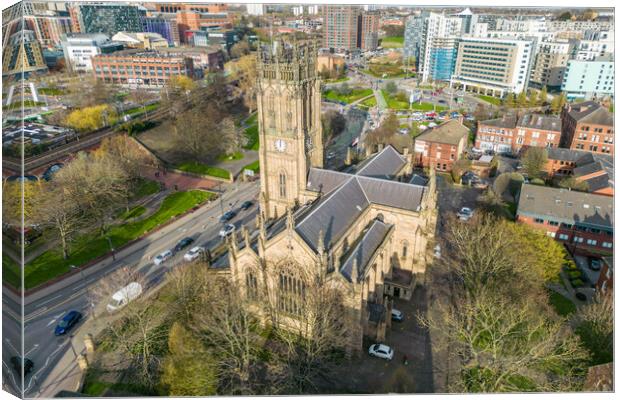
217, 151, 244, 162
324, 76, 350, 84
361, 96, 377, 107
243, 114, 259, 150
132, 178, 160, 199
381, 36, 404, 48
382, 90, 447, 111
323, 88, 373, 104
547, 290, 576, 317
363, 63, 410, 79
477, 95, 502, 106
119, 206, 146, 221
176, 161, 231, 179
24, 190, 213, 289
125, 102, 160, 117
3, 100, 46, 110
243, 160, 260, 173
3, 255, 20, 289
38, 87, 65, 96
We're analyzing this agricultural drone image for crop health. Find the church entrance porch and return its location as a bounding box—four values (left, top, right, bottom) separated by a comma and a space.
384, 268, 415, 300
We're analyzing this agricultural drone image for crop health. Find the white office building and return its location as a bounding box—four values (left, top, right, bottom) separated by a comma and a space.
246, 3, 264, 16
60, 33, 123, 72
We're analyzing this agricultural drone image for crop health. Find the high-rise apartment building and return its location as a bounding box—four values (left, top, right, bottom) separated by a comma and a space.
427, 37, 460, 81
2, 30, 48, 77
561, 56, 614, 100
322, 6, 379, 51
403, 12, 429, 61
450, 37, 533, 96
529, 40, 574, 89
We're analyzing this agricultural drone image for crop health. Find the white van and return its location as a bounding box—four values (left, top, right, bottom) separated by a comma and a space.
106, 282, 143, 313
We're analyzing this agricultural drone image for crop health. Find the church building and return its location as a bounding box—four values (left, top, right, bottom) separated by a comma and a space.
228, 40, 438, 352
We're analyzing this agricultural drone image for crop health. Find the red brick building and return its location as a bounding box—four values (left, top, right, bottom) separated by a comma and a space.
596, 257, 613, 295
476, 114, 561, 154
176, 11, 232, 42
545, 148, 614, 196
516, 184, 613, 254
414, 120, 469, 172
92, 50, 194, 88
560, 101, 614, 155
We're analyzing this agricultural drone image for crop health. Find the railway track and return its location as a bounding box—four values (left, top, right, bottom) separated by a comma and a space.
3, 108, 170, 175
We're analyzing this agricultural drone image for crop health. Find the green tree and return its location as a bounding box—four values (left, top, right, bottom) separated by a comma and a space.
558, 11, 572, 21
528, 89, 539, 107
538, 86, 548, 105
384, 81, 398, 95
550, 93, 567, 113
503, 93, 516, 108
517, 91, 528, 108
558, 176, 589, 192
161, 322, 218, 396
521, 147, 548, 179
64, 104, 118, 133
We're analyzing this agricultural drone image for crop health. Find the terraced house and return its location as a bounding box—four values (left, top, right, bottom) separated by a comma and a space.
560, 100, 614, 155
228, 41, 438, 353
476, 113, 562, 154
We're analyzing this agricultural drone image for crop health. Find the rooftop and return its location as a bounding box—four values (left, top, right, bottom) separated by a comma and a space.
415, 119, 470, 145
566, 101, 613, 126
517, 114, 561, 132
517, 184, 613, 230
480, 115, 518, 129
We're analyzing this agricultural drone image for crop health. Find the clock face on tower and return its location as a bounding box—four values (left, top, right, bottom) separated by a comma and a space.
275, 139, 287, 152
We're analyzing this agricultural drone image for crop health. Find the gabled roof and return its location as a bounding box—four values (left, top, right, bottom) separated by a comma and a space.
354, 145, 407, 179
573, 160, 604, 177
415, 119, 470, 145
480, 115, 518, 129
340, 219, 392, 283
517, 114, 561, 132
581, 173, 611, 193
547, 147, 592, 163
306, 168, 350, 194
517, 184, 613, 229
567, 101, 613, 126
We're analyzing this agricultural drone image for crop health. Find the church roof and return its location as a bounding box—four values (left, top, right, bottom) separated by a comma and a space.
340, 219, 392, 283
298, 146, 426, 252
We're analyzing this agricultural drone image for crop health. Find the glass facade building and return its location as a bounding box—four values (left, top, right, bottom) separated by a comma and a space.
78, 4, 146, 36
428, 38, 459, 81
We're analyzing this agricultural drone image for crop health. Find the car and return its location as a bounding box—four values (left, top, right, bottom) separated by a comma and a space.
219, 223, 235, 238
10, 357, 34, 375
368, 343, 394, 360
174, 237, 194, 253
457, 207, 474, 221
107, 282, 143, 313
240, 200, 254, 210
470, 147, 484, 154
589, 258, 602, 271
184, 246, 205, 262
438, 99, 447, 104
326, 151, 336, 159
153, 250, 173, 265
391, 308, 404, 322
434, 244, 441, 259
473, 180, 489, 190
54, 310, 82, 336
219, 211, 237, 223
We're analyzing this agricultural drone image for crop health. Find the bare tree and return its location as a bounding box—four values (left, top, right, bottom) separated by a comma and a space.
575, 292, 613, 365
172, 106, 236, 160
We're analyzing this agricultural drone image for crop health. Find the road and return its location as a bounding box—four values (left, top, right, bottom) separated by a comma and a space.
2, 181, 260, 397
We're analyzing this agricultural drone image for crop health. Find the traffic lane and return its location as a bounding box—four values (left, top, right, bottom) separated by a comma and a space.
24, 183, 260, 316
3, 309, 23, 397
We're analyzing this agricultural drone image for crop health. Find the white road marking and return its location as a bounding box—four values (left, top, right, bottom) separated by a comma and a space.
24, 343, 65, 394
24, 344, 39, 357
34, 294, 62, 307
2, 360, 18, 390
4, 339, 19, 355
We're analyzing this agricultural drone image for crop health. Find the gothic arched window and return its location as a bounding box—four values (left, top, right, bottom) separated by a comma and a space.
246, 272, 258, 301
401, 240, 409, 259
279, 172, 287, 198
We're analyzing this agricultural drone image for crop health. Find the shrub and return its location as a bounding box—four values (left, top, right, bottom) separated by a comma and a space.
530, 178, 545, 185
570, 279, 584, 288
567, 270, 582, 279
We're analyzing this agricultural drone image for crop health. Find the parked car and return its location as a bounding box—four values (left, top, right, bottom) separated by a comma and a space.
461, 171, 479, 186
219, 211, 237, 223
391, 308, 404, 322
54, 310, 82, 336
589, 258, 602, 271
106, 282, 143, 313
434, 244, 441, 259
240, 200, 254, 210
174, 237, 194, 253
184, 246, 205, 262
368, 344, 394, 360
473, 180, 489, 190
326, 152, 336, 159
219, 223, 235, 238
10, 357, 34, 375
153, 249, 173, 265
457, 207, 474, 221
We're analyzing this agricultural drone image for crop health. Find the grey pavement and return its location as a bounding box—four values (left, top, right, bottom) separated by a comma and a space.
3, 181, 260, 398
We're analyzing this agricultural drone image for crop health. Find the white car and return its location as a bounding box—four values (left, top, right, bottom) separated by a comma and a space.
434, 244, 441, 259
183, 246, 205, 262
219, 223, 235, 238
153, 250, 173, 265
368, 344, 394, 360
457, 207, 474, 221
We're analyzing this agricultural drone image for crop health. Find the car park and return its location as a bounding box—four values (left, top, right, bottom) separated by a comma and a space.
54, 310, 82, 336
184, 246, 205, 262
174, 237, 194, 253
219, 211, 237, 223
240, 200, 254, 210
368, 343, 394, 360
391, 308, 404, 322
457, 207, 474, 221
219, 223, 235, 238
153, 250, 173, 265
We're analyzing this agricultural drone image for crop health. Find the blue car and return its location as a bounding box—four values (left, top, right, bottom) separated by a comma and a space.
54, 310, 82, 336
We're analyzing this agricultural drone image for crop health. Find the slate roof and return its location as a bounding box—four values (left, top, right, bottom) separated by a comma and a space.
409, 174, 429, 186
299, 145, 426, 252
573, 160, 604, 177
567, 101, 614, 126
340, 219, 392, 283
517, 114, 561, 132
517, 184, 613, 229
547, 147, 592, 163
480, 115, 518, 129
415, 119, 470, 145
581, 173, 611, 192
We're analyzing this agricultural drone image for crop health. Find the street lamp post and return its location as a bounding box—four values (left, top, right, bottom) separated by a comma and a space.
106, 236, 115, 260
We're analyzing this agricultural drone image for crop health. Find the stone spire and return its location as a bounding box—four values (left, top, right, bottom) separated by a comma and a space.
286, 206, 294, 232
243, 225, 251, 250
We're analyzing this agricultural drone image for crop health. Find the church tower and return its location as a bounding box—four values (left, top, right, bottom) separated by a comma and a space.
256, 40, 323, 220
